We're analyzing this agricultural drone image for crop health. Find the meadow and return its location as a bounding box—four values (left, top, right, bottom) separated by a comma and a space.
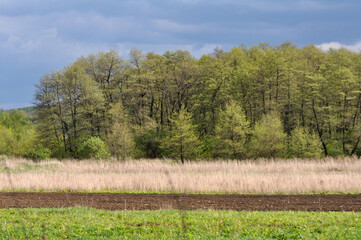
0, 157, 361, 194
1, 208, 360, 239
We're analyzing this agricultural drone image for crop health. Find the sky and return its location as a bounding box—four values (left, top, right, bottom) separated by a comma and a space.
0, 0, 361, 109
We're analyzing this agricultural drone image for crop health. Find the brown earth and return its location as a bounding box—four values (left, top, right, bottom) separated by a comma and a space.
0, 192, 360, 211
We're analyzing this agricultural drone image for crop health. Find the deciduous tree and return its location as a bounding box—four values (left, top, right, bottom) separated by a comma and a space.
161, 107, 200, 163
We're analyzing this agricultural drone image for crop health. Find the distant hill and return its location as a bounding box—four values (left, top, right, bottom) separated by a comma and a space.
16, 106, 35, 116
0, 106, 35, 118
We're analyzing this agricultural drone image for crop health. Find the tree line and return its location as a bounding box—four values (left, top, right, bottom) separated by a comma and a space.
2, 42, 361, 160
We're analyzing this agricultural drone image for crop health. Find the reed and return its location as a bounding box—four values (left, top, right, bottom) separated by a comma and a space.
1, 157, 360, 194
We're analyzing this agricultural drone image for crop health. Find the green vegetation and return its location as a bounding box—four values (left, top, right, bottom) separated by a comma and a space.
289, 126, 323, 158
0, 208, 360, 239
107, 102, 135, 160
249, 113, 287, 158
214, 101, 249, 159
161, 108, 200, 163
3, 42, 361, 161
0, 107, 35, 118
24, 144, 52, 161
0, 110, 35, 157
16, 106, 35, 118
78, 137, 111, 160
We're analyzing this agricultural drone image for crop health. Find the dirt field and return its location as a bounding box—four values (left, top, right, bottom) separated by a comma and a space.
0, 192, 360, 211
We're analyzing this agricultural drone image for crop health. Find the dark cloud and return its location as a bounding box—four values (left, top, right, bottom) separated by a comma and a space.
0, 0, 360, 108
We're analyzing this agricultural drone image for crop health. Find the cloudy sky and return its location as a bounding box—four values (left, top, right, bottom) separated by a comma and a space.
0, 0, 360, 109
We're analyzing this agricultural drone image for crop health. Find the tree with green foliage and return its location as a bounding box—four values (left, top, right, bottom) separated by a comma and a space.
192, 50, 231, 135
215, 101, 250, 159
161, 108, 200, 163
0, 125, 14, 156
134, 129, 165, 158
32, 44, 361, 160
249, 113, 287, 158
35, 62, 105, 158
289, 126, 323, 158
0, 110, 35, 157
107, 102, 134, 160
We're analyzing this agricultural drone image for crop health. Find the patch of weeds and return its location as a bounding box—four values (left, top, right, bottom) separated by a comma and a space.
0, 160, 60, 173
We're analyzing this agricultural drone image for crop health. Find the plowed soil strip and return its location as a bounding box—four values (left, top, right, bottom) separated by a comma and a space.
0, 193, 360, 211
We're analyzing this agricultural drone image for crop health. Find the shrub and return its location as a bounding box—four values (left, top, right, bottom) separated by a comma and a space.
249, 113, 287, 158
78, 137, 111, 160
25, 144, 51, 161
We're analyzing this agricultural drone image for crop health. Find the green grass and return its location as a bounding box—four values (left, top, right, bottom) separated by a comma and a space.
1, 189, 360, 195
0, 208, 360, 239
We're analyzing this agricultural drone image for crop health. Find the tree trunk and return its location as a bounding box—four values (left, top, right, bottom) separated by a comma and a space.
180, 144, 184, 164
312, 100, 328, 155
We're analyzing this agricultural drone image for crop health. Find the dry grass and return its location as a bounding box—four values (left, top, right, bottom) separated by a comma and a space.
1, 157, 361, 194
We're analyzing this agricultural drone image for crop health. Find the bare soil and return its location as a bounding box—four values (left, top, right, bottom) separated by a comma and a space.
0, 192, 360, 211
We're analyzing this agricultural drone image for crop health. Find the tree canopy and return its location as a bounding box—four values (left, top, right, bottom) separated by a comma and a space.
4, 42, 361, 160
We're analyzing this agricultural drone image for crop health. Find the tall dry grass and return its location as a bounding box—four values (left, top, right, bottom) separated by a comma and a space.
1, 157, 361, 194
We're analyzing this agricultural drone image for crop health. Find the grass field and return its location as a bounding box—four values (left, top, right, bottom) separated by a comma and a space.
1, 157, 361, 194
0, 208, 360, 239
